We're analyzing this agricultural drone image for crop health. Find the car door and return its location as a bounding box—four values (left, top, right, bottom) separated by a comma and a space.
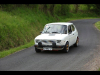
71, 24, 76, 44
68, 25, 73, 46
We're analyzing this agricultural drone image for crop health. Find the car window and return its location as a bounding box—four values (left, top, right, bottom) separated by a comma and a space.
60, 25, 67, 34
71, 25, 75, 31
68, 25, 72, 34
42, 24, 67, 34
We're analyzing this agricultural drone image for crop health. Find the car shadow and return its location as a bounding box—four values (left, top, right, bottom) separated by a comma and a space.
39, 45, 81, 55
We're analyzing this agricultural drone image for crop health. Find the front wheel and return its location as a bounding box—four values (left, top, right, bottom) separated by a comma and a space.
63, 42, 69, 53
35, 47, 41, 53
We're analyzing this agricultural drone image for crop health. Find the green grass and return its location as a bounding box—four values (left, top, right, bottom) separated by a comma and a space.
95, 21, 100, 31
98, 68, 100, 71
0, 11, 33, 51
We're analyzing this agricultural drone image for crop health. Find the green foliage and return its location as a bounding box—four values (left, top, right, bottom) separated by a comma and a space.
54, 4, 70, 16
54, 4, 61, 16
0, 11, 32, 51
61, 4, 70, 15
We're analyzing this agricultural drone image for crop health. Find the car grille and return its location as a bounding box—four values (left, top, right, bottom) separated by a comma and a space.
42, 40, 56, 44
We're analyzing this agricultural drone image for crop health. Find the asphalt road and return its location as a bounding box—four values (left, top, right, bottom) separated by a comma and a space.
0, 19, 100, 71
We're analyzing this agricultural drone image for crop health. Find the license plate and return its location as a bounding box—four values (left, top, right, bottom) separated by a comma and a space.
43, 47, 52, 50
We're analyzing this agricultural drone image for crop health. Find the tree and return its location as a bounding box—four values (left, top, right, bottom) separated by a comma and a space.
49, 4, 55, 16
90, 4, 100, 14
86, 4, 92, 10
95, 4, 100, 11
74, 4, 79, 13
0, 4, 2, 11
61, 4, 70, 15
38, 4, 48, 14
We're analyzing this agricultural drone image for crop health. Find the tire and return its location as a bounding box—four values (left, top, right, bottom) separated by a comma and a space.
74, 37, 79, 47
35, 47, 41, 53
63, 42, 69, 53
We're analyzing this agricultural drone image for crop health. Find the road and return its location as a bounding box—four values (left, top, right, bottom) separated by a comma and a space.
0, 19, 100, 71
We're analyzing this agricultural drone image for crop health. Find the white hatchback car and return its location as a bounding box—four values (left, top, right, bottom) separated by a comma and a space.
34, 22, 79, 53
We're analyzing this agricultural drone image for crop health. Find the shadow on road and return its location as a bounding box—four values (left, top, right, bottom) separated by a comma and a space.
39, 45, 81, 55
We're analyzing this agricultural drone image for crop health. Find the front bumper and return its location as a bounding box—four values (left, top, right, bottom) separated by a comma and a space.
34, 44, 65, 50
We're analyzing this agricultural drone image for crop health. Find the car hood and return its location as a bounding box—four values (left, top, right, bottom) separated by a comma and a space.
35, 34, 68, 40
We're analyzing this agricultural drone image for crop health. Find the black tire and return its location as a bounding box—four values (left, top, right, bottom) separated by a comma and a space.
63, 42, 69, 53
35, 47, 41, 53
74, 37, 79, 47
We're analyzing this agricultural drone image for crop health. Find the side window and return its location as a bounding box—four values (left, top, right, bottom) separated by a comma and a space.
71, 25, 75, 31
60, 25, 67, 34
63, 25, 67, 34
68, 25, 72, 34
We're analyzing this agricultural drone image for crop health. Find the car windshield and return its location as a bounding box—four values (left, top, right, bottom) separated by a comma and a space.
42, 24, 67, 34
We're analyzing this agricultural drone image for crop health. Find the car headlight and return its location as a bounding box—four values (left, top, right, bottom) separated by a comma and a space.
36, 40, 40, 43
57, 40, 61, 43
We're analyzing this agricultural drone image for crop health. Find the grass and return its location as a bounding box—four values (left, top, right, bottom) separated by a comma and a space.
98, 68, 100, 71
0, 11, 33, 51
95, 21, 100, 31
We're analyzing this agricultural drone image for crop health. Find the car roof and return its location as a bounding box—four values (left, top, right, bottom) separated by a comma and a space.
46, 22, 73, 26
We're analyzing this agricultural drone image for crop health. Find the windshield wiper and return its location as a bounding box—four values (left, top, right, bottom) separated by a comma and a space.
52, 32, 58, 33
42, 31, 49, 33
45, 27, 50, 32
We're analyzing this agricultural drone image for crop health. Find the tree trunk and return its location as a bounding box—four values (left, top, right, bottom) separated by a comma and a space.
41, 4, 47, 14
49, 4, 55, 16
0, 4, 2, 11
75, 4, 79, 13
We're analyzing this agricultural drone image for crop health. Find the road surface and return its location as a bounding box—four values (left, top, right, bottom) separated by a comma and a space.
0, 19, 100, 71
